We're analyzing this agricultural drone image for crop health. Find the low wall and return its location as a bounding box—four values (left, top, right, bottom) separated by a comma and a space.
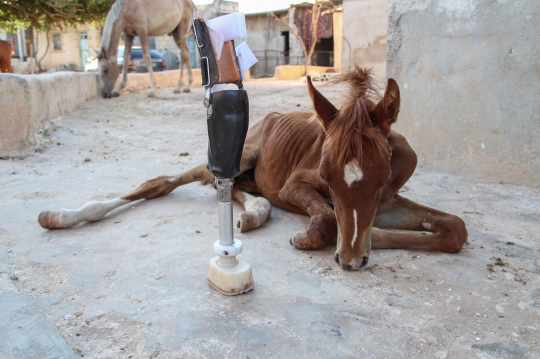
0, 72, 99, 157
0, 69, 208, 157
118, 68, 204, 94
273, 65, 338, 80
387, 0, 540, 188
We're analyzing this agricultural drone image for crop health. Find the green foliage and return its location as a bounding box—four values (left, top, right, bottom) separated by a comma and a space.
0, 0, 116, 30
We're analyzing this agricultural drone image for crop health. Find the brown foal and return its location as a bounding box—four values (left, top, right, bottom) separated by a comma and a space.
39, 67, 468, 270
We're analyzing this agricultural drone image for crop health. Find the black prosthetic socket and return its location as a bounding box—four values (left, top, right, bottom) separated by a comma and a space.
206, 90, 249, 178
192, 17, 249, 179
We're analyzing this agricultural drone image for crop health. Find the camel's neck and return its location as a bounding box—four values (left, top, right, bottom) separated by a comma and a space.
100, 0, 125, 59
106, 24, 123, 59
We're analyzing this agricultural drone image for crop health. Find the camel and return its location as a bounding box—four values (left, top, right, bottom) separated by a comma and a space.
0, 39, 14, 73
98, 0, 195, 98
38, 67, 468, 270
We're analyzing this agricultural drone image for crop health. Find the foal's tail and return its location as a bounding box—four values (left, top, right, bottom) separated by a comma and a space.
38, 163, 214, 229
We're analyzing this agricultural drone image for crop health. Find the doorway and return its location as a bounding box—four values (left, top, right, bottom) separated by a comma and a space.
281, 31, 290, 64
78, 32, 89, 67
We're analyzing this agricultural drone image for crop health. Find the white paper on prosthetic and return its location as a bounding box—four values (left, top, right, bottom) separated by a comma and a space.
206, 12, 247, 42
205, 12, 257, 92
235, 42, 258, 80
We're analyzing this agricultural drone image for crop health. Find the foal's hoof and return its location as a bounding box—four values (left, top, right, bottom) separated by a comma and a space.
238, 197, 272, 233
237, 209, 268, 233
38, 210, 66, 229
112, 91, 120, 98
182, 87, 191, 93
147, 91, 157, 98
238, 211, 258, 233
173, 88, 181, 94
290, 227, 327, 250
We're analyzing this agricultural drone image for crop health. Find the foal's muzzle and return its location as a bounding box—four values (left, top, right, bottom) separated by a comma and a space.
335, 253, 369, 270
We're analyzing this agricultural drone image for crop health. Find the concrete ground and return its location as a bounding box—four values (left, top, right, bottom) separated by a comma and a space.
0, 80, 539, 359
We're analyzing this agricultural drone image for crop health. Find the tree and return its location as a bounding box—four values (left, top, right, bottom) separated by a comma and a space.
0, 0, 115, 31
270, 0, 336, 76
0, 0, 114, 72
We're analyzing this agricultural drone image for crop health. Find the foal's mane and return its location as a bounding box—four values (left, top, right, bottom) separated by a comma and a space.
323, 67, 389, 168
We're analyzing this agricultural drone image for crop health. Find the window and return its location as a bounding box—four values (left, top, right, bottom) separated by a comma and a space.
53, 34, 62, 50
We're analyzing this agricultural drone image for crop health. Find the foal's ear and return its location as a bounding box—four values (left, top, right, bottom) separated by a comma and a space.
373, 78, 400, 137
307, 76, 338, 130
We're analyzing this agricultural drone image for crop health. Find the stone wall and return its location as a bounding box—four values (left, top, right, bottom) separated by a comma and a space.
387, 0, 540, 187
0, 72, 99, 157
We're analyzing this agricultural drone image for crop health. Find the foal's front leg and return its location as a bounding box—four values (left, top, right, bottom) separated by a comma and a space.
372, 195, 468, 253
279, 179, 337, 250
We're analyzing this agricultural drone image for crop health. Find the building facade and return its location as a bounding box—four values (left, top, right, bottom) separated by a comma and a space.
245, 2, 343, 78
3, 0, 385, 78
34, 24, 102, 70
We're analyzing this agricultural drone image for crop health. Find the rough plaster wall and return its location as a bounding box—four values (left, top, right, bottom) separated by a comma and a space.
343, 0, 388, 79
387, 0, 540, 188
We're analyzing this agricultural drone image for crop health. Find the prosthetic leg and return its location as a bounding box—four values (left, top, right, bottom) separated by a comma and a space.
192, 15, 255, 295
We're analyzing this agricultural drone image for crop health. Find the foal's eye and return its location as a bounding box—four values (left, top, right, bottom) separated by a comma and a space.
104, 69, 109, 74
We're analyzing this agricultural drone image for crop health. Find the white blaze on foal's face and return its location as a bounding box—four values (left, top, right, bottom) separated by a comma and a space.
343, 161, 363, 187
343, 161, 363, 248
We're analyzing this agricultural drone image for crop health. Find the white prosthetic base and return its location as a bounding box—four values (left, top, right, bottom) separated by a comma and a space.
208, 257, 253, 296
207, 239, 254, 295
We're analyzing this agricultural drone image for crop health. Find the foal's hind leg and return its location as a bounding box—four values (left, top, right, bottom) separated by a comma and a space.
38, 163, 214, 229
372, 195, 468, 253
371, 131, 467, 252
233, 183, 272, 233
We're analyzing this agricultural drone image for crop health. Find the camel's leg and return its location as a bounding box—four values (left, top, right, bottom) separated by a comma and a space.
233, 186, 272, 233
372, 195, 468, 253
278, 177, 337, 250
112, 35, 134, 97
38, 163, 214, 229
172, 22, 193, 93
138, 32, 157, 98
